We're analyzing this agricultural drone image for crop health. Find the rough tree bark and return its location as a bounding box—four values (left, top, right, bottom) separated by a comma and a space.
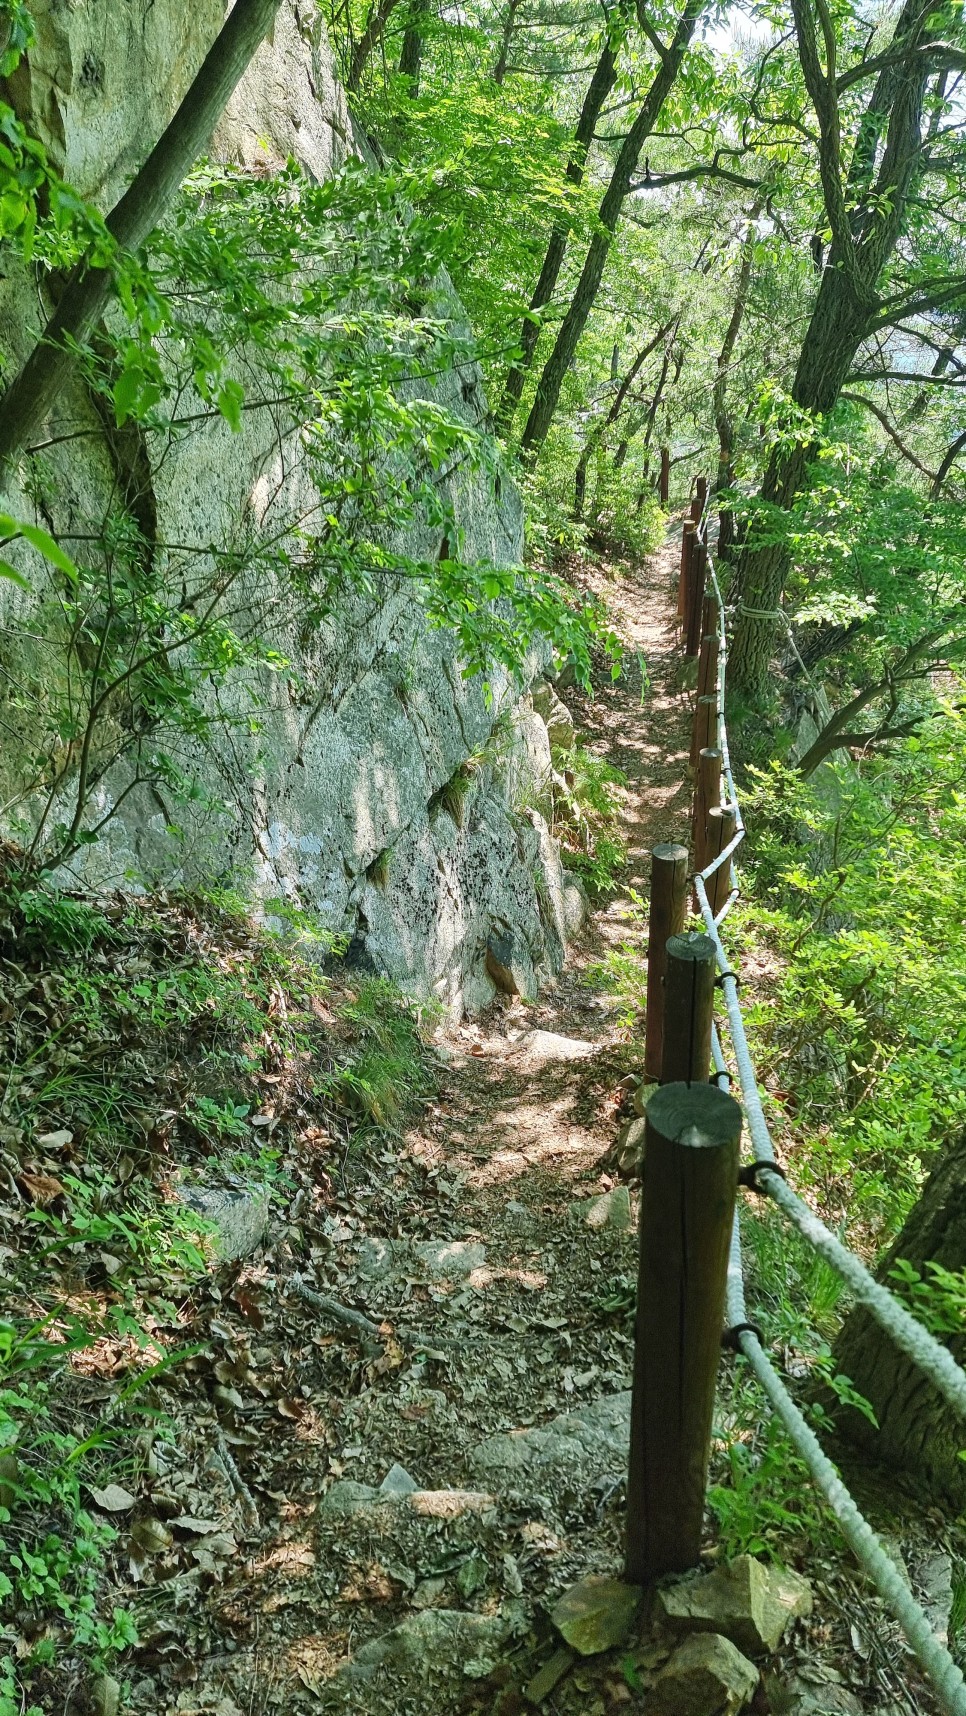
833, 1128, 966, 1506
0, 0, 284, 488
518, 0, 703, 459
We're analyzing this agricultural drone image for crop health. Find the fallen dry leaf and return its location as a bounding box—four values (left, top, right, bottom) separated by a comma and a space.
90, 1484, 136, 1513
18, 1171, 67, 1205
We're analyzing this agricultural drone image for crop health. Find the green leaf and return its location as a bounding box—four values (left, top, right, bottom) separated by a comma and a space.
0, 559, 29, 589
216, 378, 245, 433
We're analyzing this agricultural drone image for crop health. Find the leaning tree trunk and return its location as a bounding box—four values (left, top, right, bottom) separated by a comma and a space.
833, 1129, 966, 1506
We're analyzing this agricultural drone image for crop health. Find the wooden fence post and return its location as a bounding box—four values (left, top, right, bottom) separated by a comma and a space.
692, 746, 721, 878
644, 844, 689, 1082
661, 931, 716, 1085
659, 447, 670, 504
690, 693, 717, 771
701, 591, 716, 637
696, 629, 719, 701
684, 539, 708, 659
626, 1080, 742, 1584
706, 804, 737, 919
690, 474, 708, 524
677, 520, 696, 623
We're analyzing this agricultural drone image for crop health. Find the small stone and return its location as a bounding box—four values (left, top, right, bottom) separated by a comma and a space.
379, 1462, 418, 1497
412, 1576, 448, 1610
650, 1632, 759, 1716
336, 1608, 515, 1684
525, 1646, 576, 1703
615, 1114, 646, 1175
179, 1181, 270, 1262
576, 1187, 632, 1231
470, 1392, 631, 1503
632, 1081, 658, 1116
550, 1575, 642, 1656
413, 1238, 486, 1277
763, 1669, 863, 1715
318, 1479, 378, 1516
562, 876, 588, 937
657, 1555, 813, 1656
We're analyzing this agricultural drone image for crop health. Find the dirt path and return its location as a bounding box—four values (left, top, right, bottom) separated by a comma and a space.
129, 537, 952, 1716
128, 538, 693, 1716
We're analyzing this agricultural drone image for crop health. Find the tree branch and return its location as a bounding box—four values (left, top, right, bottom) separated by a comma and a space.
840, 390, 940, 484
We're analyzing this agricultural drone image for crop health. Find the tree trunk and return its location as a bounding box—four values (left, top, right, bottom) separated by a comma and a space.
713, 205, 760, 562
496, 31, 620, 433
728, 267, 870, 697
347, 0, 403, 90
833, 1129, 966, 1506
518, 0, 701, 460
491, 0, 523, 84
0, 0, 284, 488
726, 0, 939, 701
398, 0, 430, 89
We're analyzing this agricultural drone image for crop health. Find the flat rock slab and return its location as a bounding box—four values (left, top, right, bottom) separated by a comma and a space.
513, 1030, 597, 1067
469, 1392, 630, 1502
352, 1237, 486, 1281
574, 1187, 632, 1231
650, 1632, 759, 1716
551, 1575, 642, 1656
763, 1669, 863, 1715
657, 1554, 813, 1656
319, 1480, 495, 1521
327, 1607, 519, 1695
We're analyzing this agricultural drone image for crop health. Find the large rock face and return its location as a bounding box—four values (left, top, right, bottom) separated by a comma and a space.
0, 2, 574, 1015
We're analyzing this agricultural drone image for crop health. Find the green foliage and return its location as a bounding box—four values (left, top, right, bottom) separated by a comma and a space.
738, 729, 966, 1234
0, 1318, 140, 1699
554, 745, 628, 898
325, 977, 433, 1130
888, 1259, 966, 1339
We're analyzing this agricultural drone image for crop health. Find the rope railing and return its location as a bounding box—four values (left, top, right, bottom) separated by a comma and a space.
689, 502, 966, 1714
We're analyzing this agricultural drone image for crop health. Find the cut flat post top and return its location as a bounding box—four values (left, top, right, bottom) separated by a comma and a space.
644, 844, 689, 1081
661, 931, 716, 1085
626, 1080, 742, 1585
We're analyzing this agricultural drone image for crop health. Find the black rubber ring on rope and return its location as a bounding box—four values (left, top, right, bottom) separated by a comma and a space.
709, 1068, 731, 1089
723, 1321, 764, 1351
715, 970, 740, 989
738, 1159, 787, 1195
